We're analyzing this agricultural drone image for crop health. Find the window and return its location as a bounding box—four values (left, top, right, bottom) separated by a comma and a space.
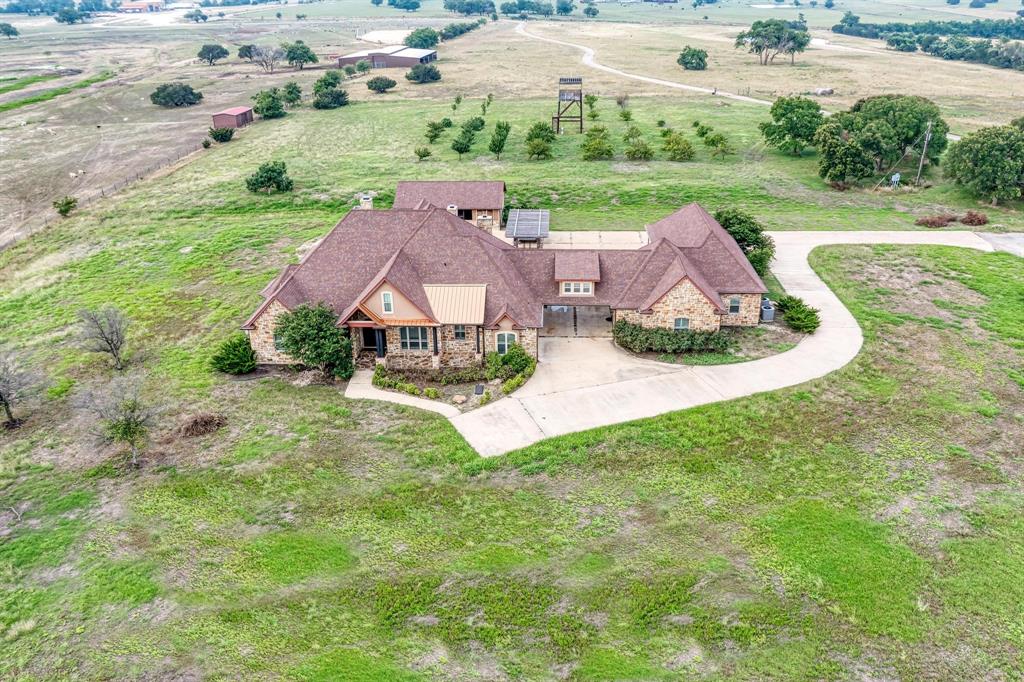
400, 326, 429, 351
457, 208, 473, 221
729, 297, 741, 315
496, 332, 517, 355
381, 291, 394, 314
454, 324, 466, 340
674, 318, 689, 331
273, 331, 286, 351
561, 281, 593, 295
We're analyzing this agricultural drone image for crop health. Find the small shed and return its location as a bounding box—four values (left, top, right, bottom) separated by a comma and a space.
211, 106, 254, 129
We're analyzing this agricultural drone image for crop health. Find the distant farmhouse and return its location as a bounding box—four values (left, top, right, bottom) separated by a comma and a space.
333, 45, 438, 69
244, 182, 766, 370
119, 0, 164, 12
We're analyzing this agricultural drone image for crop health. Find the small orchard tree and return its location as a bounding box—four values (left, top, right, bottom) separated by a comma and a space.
78, 306, 130, 370
238, 44, 257, 61
313, 86, 349, 109
1, 22, 19, 38
525, 121, 556, 144
0, 351, 41, 429
198, 44, 229, 65
282, 81, 302, 106
314, 70, 343, 95
53, 195, 78, 217
406, 63, 442, 83
80, 376, 158, 467
583, 4, 598, 16
713, 208, 776, 275
355, 59, 372, 73
526, 138, 552, 160
275, 303, 354, 379
150, 83, 203, 107
452, 131, 474, 159
425, 120, 445, 143
663, 132, 696, 162
252, 88, 286, 118
246, 161, 294, 193
677, 46, 708, 70
405, 27, 440, 48
366, 76, 397, 93
581, 126, 614, 160
283, 40, 318, 69
624, 139, 654, 161
208, 127, 234, 142
489, 120, 511, 159
415, 146, 433, 161
183, 9, 207, 22
759, 95, 824, 156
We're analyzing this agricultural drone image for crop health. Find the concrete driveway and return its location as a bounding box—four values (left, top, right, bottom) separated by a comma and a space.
450, 231, 999, 457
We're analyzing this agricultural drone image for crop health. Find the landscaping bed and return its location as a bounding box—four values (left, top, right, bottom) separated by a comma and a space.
370, 345, 537, 411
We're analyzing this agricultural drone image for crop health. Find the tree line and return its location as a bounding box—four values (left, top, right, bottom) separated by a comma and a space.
831, 13, 1024, 41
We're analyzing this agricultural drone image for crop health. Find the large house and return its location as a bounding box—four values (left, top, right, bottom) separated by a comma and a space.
243, 184, 766, 370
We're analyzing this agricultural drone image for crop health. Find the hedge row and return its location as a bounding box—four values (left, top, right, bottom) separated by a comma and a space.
612, 320, 733, 354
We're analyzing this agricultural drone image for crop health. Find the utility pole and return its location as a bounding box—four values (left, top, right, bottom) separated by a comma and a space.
915, 120, 933, 186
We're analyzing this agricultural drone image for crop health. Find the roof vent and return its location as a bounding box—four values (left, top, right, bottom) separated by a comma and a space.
359, 194, 373, 210
446, 204, 458, 215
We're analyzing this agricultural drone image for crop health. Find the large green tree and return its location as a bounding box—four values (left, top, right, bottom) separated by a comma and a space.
404, 27, 440, 49
813, 121, 874, 185
945, 126, 1024, 205
1, 22, 19, 38
283, 40, 318, 69
713, 209, 776, 276
677, 46, 708, 70
275, 303, 354, 379
197, 44, 229, 66
252, 88, 286, 118
759, 95, 824, 156
734, 19, 810, 65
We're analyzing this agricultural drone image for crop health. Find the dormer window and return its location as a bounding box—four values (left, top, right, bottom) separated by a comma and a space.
381, 291, 394, 314
561, 281, 593, 296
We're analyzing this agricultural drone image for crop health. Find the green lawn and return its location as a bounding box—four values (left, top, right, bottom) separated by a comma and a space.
1, 243, 1021, 679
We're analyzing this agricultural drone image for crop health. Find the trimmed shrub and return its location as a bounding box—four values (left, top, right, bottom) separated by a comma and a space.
208, 127, 234, 143
612, 320, 733, 354
439, 367, 487, 385
960, 210, 989, 226
424, 387, 441, 399
406, 63, 442, 83
775, 295, 821, 333
502, 374, 525, 394
210, 333, 257, 374
366, 76, 398, 93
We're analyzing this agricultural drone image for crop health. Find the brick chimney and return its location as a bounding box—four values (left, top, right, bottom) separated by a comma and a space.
446, 204, 458, 215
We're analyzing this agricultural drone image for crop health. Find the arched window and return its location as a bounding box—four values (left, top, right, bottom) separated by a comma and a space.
496, 332, 517, 354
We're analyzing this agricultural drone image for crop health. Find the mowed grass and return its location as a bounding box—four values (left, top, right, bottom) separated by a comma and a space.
0, 244, 1022, 679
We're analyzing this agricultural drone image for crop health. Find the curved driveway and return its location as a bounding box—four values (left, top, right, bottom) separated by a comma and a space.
450, 231, 995, 456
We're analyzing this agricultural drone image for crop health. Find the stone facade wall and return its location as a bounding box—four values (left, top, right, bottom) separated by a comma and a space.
482, 328, 538, 358
382, 326, 435, 370
613, 279, 722, 332
719, 293, 762, 327
439, 324, 482, 368
248, 300, 296, 364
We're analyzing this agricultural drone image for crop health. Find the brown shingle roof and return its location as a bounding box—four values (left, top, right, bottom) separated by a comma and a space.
554, 251, 601, 281
393, 181, 505, 210
244, 200, 765, 332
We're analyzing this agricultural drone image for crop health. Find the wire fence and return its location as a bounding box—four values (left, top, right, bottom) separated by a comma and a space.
9, 140, 207, 244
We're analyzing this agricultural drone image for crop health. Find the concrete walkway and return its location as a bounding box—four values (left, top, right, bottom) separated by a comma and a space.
344, 369, 461, 418
450, 231, 996, 456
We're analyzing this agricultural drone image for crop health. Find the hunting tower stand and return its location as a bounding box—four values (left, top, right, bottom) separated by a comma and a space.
552, 76, 583, 134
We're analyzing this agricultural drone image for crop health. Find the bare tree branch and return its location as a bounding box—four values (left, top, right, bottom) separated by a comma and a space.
78, 306, 129, 370
76, 375, 160, 467
252, 46, 285, 74
0, 350, 42, 428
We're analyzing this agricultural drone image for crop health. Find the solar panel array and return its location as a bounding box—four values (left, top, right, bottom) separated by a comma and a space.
558, 76, 583, 85
506, 209, 550, 240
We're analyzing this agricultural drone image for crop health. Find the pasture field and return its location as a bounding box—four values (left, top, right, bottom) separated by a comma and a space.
1, 1, 1024, 678
1, 237, 1022, 679
3, 3, 1024, 241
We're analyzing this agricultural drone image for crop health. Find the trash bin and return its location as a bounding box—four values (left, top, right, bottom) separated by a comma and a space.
760, 301, 775, 323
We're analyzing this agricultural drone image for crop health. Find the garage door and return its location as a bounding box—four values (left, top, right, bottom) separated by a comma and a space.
541, 305, 613, 337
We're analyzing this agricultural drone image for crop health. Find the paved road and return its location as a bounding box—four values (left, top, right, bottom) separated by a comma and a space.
450, 231, 996, 456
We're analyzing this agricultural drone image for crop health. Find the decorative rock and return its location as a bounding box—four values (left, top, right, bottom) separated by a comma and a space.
452, 394, 467, 405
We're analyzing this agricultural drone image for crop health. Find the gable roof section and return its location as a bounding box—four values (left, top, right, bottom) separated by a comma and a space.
393, 181, 506, 210
645, 203, 767, 294
554, 250, 601, 282
424, 285, 487, 324
616, 239, 725, 313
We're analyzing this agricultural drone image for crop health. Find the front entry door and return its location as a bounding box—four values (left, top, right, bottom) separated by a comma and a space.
361, 327, 377, 350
